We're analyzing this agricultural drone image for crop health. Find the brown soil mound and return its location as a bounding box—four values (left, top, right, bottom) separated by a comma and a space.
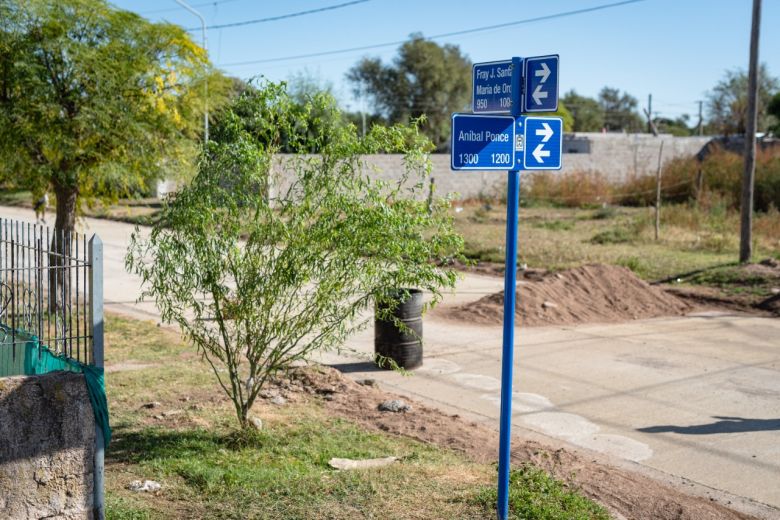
287, 365, 762, 520
450, 264, 691, 326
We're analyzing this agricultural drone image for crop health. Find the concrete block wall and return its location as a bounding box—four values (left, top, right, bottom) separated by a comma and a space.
271, 134, 712, 201
0, 371, 95, 519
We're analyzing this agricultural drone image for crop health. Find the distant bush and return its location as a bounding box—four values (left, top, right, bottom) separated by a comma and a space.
533, 219, 574, 231
523, 171, 614, 207
522, 146, 780, 212
590, 227, 632, 245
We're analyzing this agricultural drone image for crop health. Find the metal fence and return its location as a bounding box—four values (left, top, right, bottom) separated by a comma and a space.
0, 217, 103, 371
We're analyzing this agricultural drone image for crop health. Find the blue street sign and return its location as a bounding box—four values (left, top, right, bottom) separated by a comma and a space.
518, 116, 563, 170
522, 55, 559, 113
472, 60, 517, 114
451, 114, 515, 170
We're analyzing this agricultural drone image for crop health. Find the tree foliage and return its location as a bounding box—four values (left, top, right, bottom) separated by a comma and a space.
347, 34, 471, 152
216, 76, 348, 153
764, 88, 780, 135
561, 90, 605, 132
706, 65, 779, 136
0, 0, 226, 233
598, 87, 642, 132
126, 82, 464, 428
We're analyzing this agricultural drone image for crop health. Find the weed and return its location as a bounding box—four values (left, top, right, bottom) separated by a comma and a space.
533, 220, 574, 231
473, 464, 610, 520
591, 206, 617, 220
590, 228, 632, 245
105, 496, 151, 520
616, 256, 643, 273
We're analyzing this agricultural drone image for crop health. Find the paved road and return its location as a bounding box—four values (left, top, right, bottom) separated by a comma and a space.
5, 205, 778, 513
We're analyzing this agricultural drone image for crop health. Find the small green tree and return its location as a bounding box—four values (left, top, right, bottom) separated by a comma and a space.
126, 82, 464, 428
0, 0, 226, 235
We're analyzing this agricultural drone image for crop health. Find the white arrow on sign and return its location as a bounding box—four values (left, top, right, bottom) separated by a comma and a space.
532, 144, 550, 163
534, 62, 551, 83
535, 122, 553, 142
532, 84, 548, 105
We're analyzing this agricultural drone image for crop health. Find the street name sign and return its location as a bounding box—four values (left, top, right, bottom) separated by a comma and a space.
472, 60, 517, 114
451, 114, 515, 170
522, 55, 559, 113
518, 116, 563, 170
452, 53, 562, 520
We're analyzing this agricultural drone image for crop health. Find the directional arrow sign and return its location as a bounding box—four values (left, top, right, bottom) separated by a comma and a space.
472, 60, 517, 114
451, 114, 515, 170
517, 116, 562, 170
522, 55, 559, 113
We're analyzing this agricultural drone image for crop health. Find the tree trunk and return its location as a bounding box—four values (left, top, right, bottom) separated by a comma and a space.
53, 182, 78, 236
48, 181, 78, 312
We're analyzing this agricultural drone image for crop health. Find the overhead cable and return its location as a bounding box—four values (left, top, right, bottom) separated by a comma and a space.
192, 0, 373, 31
219, 0, 647, 67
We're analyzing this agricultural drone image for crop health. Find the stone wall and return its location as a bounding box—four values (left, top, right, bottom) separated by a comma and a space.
271, 133, 712, 201
0, 371, 95, 519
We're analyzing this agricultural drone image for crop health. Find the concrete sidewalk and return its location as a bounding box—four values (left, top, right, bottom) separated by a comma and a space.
5, 204, 778, 513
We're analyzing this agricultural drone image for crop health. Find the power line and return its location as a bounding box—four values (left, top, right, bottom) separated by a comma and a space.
140, 0, 241, 15
192, 0, 373, 31
219, 0, 648, 67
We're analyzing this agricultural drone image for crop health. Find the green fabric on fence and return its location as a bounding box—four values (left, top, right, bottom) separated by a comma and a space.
1, 327, 111, 445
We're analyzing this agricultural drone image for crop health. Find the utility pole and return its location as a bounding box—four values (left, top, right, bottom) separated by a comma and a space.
647, 93, 652, 134
175, 0, 209, 142
740, 0, 762, 263
697, 100, 703, 136
643, 97, 658, 137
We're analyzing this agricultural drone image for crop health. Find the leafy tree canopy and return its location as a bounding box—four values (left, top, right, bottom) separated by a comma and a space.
0, 0, 228, 232
706, 65, 779, 136
598, 87, 643, 132
347, 34, 472, 152
561, 90, 605, 132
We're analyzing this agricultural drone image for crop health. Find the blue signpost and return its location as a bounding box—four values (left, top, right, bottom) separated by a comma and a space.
452, 55, 562, 520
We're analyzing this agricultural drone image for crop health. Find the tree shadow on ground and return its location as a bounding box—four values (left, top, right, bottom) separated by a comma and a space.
107, 426, 261, 464
637, 416, 780, 435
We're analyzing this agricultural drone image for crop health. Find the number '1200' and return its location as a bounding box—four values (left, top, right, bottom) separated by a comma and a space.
491, 153, 511, 164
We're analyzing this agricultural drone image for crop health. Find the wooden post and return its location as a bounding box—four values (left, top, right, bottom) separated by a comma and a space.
740, 0, 762, 263
655, 141, 664, 241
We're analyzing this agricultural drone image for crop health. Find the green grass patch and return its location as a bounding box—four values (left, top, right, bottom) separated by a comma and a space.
533, 220, 575, 231
474, 464, 610, 520
685, 264, 778, 297
589, 227, 632, 245
104, 314, 611, 519
454, 203, 780, 282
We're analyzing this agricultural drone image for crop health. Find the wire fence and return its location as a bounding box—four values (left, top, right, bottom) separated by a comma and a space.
0, 217, 102, 372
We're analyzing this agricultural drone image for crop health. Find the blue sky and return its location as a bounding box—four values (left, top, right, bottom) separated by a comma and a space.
113, 0, 780, 121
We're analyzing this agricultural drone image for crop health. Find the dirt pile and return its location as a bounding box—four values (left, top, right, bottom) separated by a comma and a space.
450, 264, 692, 326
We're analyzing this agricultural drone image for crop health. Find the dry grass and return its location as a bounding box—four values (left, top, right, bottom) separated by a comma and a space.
454, 203, 780, 280
103, 314, 606, 520
521, 147, 780, 211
